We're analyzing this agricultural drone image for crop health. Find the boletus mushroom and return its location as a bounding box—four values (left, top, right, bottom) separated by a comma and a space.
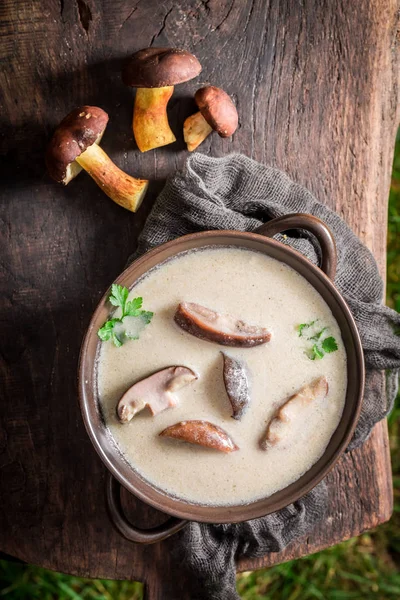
221, 352, 251, 420
183, 85, 238, 152
160, 420, 239, 453
174, 301, 271, 347
260, 376, 329, 450
122, 47, 202, 152
117, 366, 197, 423
45, 106, 149, 212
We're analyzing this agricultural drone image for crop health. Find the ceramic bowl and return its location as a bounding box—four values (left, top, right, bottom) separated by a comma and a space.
79, 214, 364, 544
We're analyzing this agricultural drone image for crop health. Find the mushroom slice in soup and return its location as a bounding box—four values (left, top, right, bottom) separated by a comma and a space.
117, 366, 197, 423
221, 352, 251, 420
160, 420, 239, 453
174, 301, 271, 347
260, 376, 329, 450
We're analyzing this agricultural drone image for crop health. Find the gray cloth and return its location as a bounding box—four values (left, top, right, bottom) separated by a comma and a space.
132, 153, 400, 600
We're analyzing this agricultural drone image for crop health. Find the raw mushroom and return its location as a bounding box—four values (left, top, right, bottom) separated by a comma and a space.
174, 301, 271, 347
45, 106, 149, 212
183, 86, 238, 152
160, 420, 239, 453
122, 48, 202, 152
221, 352, 251, 420
260, 376, 329, 450
117, 366, 197, 423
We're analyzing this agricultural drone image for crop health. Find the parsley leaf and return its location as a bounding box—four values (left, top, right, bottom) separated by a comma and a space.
309, 327, 327, 341
310, 344, 325, 360
98, 318, 119, 341
125, 297, 143, 316
109, 284, 129, 312
138, 310, 154, 324
298, 323, 307, 337
298, 320, 315, 337
297, 320, 338, 359
112, 331, 123, 348
322, 336, 338, 353
123, 312, 153, 340
97, 286, 153, 347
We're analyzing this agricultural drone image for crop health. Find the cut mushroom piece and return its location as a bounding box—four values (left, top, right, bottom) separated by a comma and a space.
45, 106, 149, 212
184, 86, 238, 152
260, 376, 329, 450
221, 352, 251, 420
117, 366, 197, 423
174, 302, 271, 347
160, 420, 239, 453
122, 48, 202, 152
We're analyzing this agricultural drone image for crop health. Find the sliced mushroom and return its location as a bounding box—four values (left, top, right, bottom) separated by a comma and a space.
117, 366, 197, 423
184, 86, 238, 152
45, 106, 149, 212
160, 420, 239, 453
174, 302, 271, 347
122, 48, 202, 152
260, 376, 329, 450
221, 352, 251, 420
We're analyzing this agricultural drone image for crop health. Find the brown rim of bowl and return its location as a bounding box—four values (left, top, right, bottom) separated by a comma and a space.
78, 230, 365, 524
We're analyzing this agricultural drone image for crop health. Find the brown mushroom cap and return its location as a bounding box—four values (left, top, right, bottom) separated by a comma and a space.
122, 47, 202, 88
45, 106, 109, 182
194, 86, 238, 138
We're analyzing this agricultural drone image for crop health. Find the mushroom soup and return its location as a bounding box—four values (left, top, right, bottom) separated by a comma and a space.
97, 246, 347, 506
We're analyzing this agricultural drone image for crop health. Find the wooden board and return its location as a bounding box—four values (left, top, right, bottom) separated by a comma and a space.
0, 1, 398, 598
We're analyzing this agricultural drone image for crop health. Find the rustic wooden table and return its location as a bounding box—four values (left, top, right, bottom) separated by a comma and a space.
1, 1, 399, 598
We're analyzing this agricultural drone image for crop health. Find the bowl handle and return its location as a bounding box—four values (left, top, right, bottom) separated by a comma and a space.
105, 472, 188, 544
255, 213, 337, 281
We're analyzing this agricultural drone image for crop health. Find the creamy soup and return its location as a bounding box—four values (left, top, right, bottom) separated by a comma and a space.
97, 247, 347, 506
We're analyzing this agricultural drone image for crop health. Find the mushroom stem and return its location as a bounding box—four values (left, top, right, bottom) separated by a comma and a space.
75, 143, 149, 212
183, 111, 213, 152
133, 86, 176, 152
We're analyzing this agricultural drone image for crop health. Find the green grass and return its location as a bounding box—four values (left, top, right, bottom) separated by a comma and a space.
237, 536, 400, 599
0, 563, 143, 599
387, 129, 400, 316
1, 132, 399, 598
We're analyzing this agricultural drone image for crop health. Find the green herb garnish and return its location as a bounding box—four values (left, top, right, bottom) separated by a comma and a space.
298, 321, 316, 337
98, 284, 153, 347
310, 344, 325, 360
322, 336, 338, 353
298, 320, 339, 360
308, 327, 327, 341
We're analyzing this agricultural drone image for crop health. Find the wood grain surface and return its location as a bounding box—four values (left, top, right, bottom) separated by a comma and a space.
0, 0, 399, 598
